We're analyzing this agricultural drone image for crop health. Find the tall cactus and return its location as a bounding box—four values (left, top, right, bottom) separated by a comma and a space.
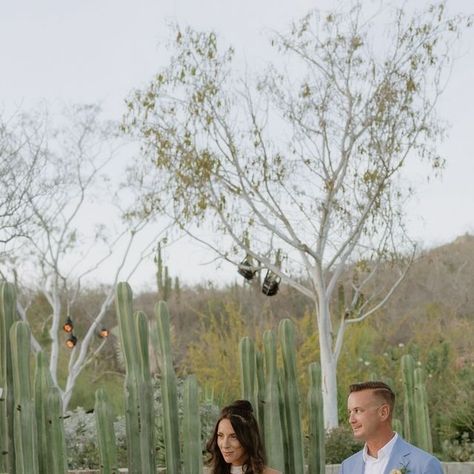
262, 330, 285, 471
279, 319, 305, 474
10, 321, 39, 474
34, 351, 55, 474
307, 362, 325, 474
414, 367, 433, 453
401, 354, 433, 452
0, 281, 18, 473
95, 388, 118, 474
153, 301, 181, 472
254, 350, 265, 435
46, 386, 67, 474
239, 336, 256, 409
183, 374, 203, 474
115, 282, 155, 474
401, 354, 416, 442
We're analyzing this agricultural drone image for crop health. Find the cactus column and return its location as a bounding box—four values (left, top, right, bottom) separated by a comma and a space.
401, 354, 416, 442
183, 374, 202, 474
239, 336, 257, 411
414, 367, 433, 453
262, 330, 285, 472
35, 350, 67, 474
46, 386, 67, 474
10, 321, 39, 474
153, 301, 181, 473
0, 281, 18, 473
115, 282, 156, 474
279, 319, 305, 474
307, 362, 325, 474
95, 388, 118, 474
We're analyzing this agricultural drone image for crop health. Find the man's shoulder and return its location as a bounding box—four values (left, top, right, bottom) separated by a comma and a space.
340, 448, 363, 465
395, 437, 443, 469
396, 437, 437, 458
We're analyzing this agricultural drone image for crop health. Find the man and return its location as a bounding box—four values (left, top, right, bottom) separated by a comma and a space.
339, 381, 443, 474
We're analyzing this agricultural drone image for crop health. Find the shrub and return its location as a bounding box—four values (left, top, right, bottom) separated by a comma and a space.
325, 425, 362, 464
442, 432, 474, 462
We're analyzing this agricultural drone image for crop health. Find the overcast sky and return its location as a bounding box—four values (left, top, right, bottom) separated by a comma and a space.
1, 0, 473, 287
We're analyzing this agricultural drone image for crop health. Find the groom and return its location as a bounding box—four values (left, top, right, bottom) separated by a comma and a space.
339, 381, 443, 474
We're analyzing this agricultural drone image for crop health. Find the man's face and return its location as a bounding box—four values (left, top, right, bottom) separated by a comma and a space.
347, 389, 387, 442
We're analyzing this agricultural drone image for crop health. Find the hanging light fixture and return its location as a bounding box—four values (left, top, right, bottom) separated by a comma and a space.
237, 257, 257, 281
98, 328, 109, 338
65, 334, 77, 348
63, 317, 74, 333
262, 270, 281, 296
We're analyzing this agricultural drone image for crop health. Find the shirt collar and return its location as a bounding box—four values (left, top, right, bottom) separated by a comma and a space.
363, 432, 398, 462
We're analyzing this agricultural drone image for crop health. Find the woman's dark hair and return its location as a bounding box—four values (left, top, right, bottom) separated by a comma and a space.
206, 400, 266, 474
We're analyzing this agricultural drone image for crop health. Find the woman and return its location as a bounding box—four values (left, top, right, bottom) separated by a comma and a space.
206, 399, 281, 474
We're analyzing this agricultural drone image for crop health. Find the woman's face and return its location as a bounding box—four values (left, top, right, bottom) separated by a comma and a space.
217, 418, 247, 466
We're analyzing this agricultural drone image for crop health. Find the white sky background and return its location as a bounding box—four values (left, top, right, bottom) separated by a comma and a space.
1, 0, 473, 289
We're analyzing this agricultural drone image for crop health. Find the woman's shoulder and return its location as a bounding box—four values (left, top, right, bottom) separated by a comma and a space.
263, 467, 282, 474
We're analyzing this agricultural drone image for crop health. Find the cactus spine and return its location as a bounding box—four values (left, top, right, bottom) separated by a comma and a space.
115, 282, 155, 474
262, 330, 285, 471
10, 321, 39, 474
183, 374, 203, 474
0, 281, 18, 473
307, 362, 325, 474
95, 388, 118, 474
153, 301, 181, 472
279, 319, 305, 474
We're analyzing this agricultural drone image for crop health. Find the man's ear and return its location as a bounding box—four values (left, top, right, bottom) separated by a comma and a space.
380, 403, 390, 421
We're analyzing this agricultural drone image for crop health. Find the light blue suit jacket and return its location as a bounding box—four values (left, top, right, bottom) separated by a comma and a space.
339, 436, 444, 474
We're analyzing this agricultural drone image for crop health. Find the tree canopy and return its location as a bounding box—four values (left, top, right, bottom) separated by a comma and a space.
123, 1, 471, 428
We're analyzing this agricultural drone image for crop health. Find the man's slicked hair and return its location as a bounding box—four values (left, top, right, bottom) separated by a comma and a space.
349, 381, 395, 412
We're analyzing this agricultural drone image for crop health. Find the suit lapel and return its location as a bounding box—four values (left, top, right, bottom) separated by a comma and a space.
384, 437, 411, 474
354, 452, 365, 474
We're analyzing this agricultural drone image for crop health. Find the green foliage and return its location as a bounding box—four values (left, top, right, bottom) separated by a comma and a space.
325, 425, 363, 464
183, 299, 254, 402
442, 433, 474, 462
63, 407, 127, 470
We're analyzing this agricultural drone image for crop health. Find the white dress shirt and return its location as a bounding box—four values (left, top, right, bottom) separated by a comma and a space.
363, 432, 399, 474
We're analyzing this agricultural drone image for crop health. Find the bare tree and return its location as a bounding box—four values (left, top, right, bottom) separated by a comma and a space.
123, 2, 471, 428
2, 104, 166, 410
0, 109, 48, 250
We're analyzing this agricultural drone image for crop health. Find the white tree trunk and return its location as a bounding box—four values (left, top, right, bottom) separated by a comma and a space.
316, 296, 339, 430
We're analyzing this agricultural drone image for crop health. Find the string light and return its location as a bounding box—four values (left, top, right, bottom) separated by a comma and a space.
65, 334, 77, 348
63, 317, 74, 333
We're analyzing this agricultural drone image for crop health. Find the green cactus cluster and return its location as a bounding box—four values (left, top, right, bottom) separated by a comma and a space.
113, 282, 202, 474
0, 280, 205, 473
239, 318, 326, 474
0, 282, 68, 474
1, 279, 438, 473
401, 353, 433, 453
